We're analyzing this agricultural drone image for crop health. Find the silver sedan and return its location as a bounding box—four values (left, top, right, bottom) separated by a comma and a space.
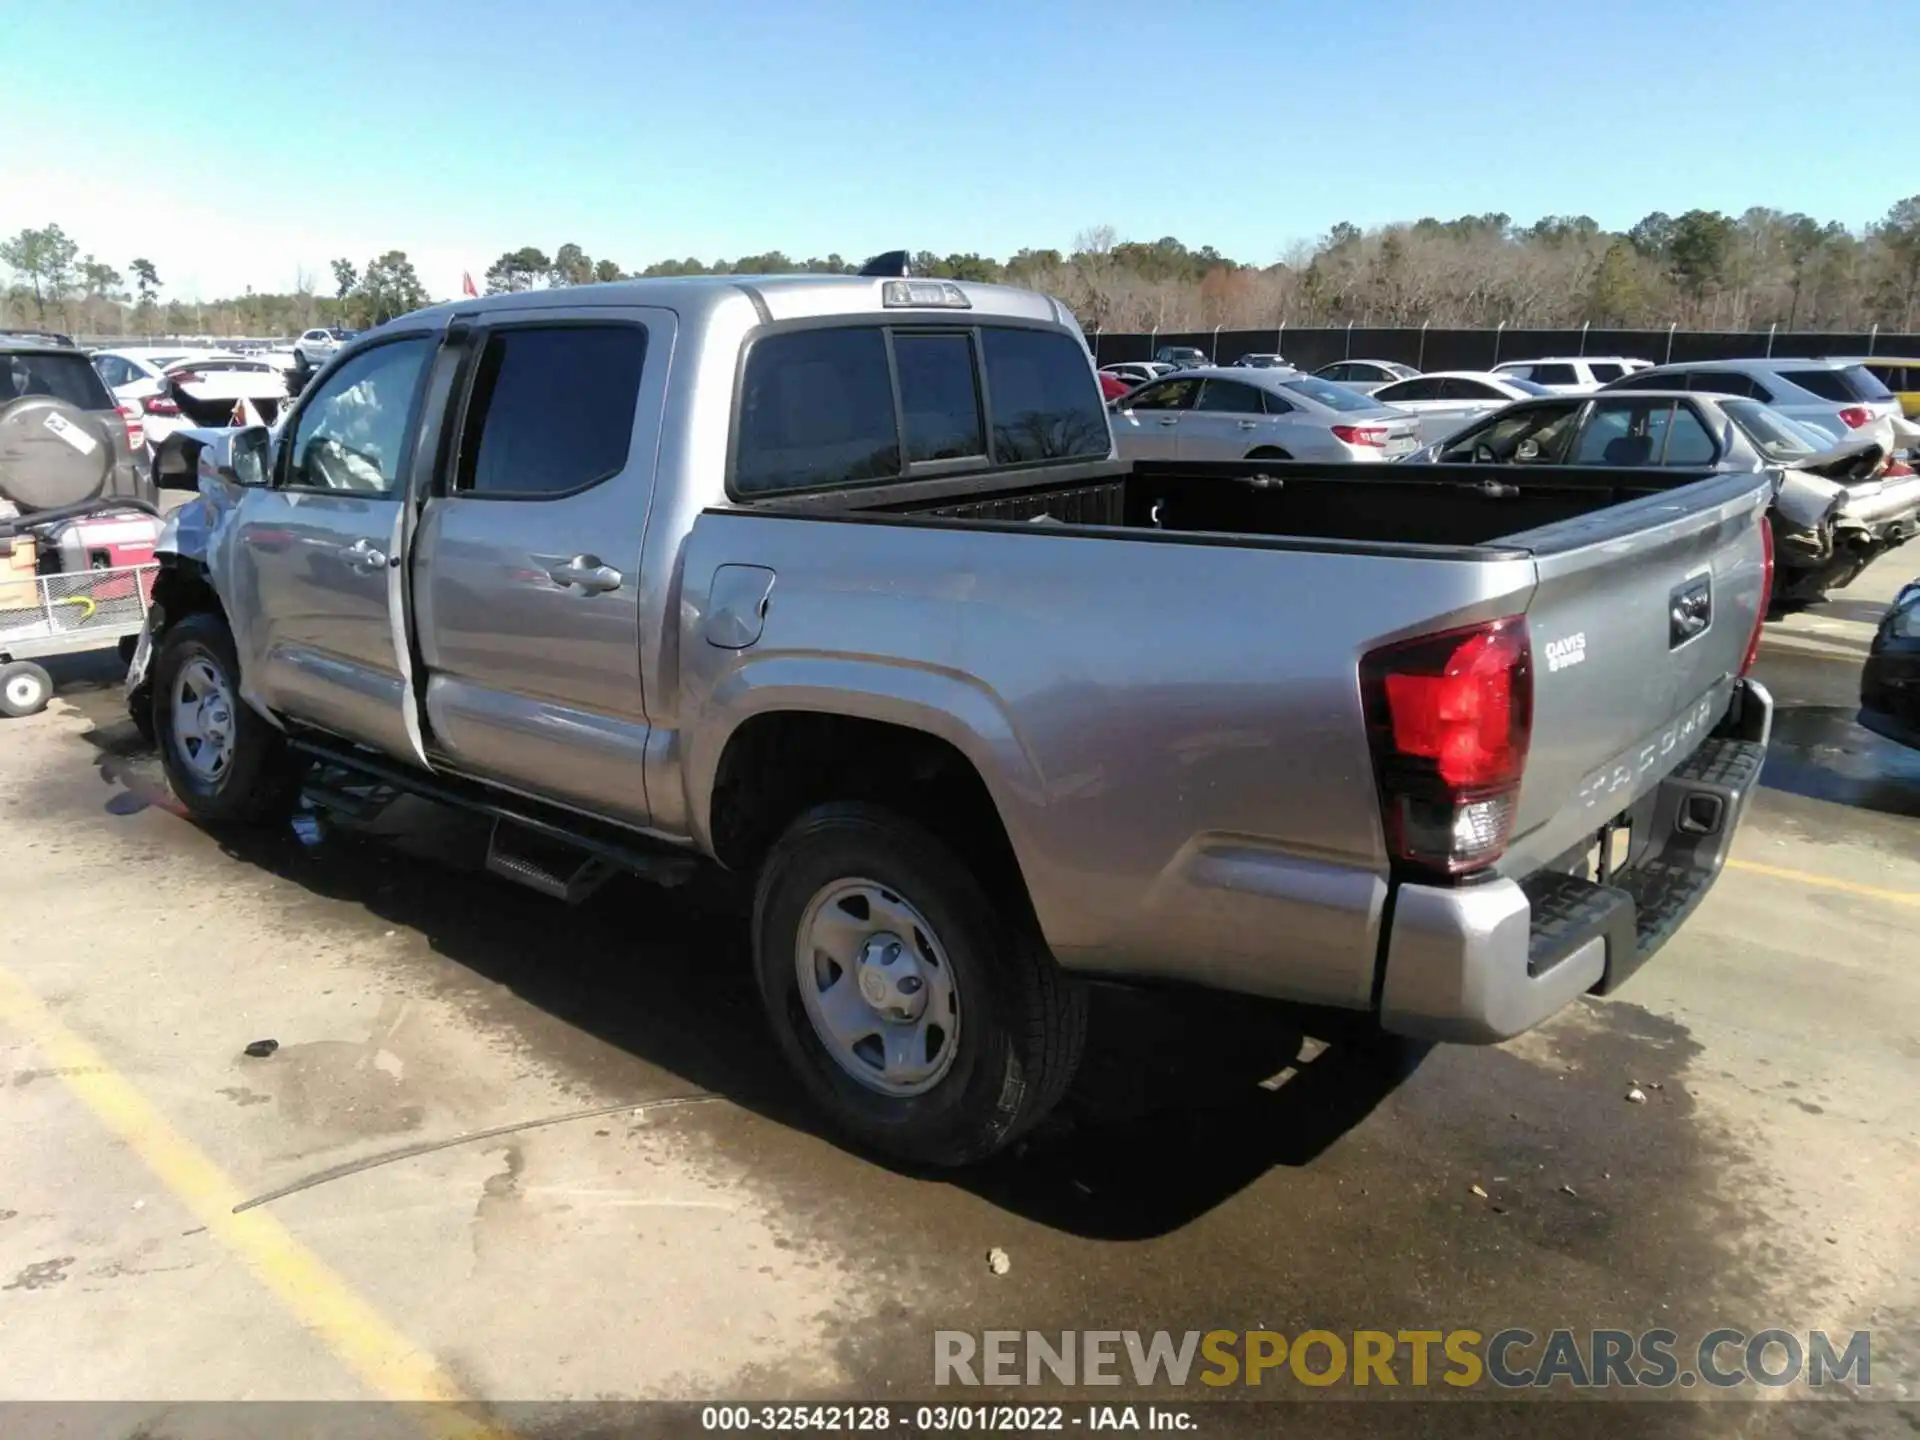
1366, 371, 1556, 444
1109, 368, 1421, 463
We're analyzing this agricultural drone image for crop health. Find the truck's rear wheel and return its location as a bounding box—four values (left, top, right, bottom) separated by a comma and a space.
752, 803, 1086, 1166
151, 613, 305, 825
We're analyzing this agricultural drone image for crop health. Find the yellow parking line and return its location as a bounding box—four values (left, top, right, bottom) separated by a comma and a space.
1727, 858, 1920, 907
0, 967, 509, 1439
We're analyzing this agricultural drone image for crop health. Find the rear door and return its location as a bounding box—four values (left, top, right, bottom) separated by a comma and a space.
1176, 377, 1272, 458
411, 306, 672, 825
1110, 375, 1200, 459
227, 331, 441, 762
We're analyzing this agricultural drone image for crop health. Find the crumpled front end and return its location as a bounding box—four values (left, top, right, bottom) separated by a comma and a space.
1768, 449, 1920, 603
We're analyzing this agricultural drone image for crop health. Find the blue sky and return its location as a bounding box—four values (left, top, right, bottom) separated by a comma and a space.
2, 0, 1912, 301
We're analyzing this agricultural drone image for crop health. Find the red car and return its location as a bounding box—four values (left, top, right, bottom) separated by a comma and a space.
1098, 371, 1132, 402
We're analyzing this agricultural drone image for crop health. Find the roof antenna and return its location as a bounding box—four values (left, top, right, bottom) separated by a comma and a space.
857, 250, 912, 278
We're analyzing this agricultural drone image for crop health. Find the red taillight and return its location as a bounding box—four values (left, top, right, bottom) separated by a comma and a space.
1361, 617, 1533, 877
1332, 424, 1388, 447
116, 405, 143, 451
1837, 406, 1872, 429
1740, 514, 1773, 678
142, 394, 180, 416
1884, 458, 1914, 477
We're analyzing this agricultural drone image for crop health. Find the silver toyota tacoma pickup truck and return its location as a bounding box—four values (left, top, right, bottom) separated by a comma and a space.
129, 272, 1776, 1166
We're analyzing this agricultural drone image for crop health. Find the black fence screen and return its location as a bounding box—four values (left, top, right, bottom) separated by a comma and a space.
1088, 327, 1920, 371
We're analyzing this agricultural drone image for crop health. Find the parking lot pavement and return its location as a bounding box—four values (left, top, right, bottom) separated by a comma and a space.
1, 558, 1917, 1432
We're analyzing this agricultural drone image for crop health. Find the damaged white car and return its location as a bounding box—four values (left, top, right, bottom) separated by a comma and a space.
1401, 388, 1920, 606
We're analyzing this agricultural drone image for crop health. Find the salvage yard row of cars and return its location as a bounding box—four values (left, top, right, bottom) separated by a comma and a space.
1101, 349, 1920, 607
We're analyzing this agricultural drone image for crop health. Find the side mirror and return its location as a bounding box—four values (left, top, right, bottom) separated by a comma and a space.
153, 424, 272, 491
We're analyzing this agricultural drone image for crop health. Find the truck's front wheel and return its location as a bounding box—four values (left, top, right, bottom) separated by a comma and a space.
753, 803, 1086, 1166
151, 613, 305, 826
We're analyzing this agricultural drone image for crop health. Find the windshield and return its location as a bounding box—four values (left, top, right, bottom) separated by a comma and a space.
1720, 399, 1827, 461
1277, 376, 1388, 413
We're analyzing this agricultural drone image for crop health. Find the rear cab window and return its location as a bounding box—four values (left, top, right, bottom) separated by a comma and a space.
1, 351, 116, 410
732, 323, 1107, 496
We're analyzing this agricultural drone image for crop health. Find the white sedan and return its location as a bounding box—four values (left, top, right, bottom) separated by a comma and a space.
1365, 371, 1557, 445
90, 348, 291, 460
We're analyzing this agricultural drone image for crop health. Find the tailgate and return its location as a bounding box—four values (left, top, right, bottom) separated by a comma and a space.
1498, 473, 1771, 873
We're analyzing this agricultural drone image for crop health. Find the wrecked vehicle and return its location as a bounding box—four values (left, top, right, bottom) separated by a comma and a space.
1404, 388, 1920, 606
127, 271, 1775, 1167
1858, 577, 1920, 752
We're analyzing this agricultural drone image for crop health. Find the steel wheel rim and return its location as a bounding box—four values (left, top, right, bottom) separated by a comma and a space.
5, 672, 43, 709
794, 877, 961, 1097
170, 653, 236, 783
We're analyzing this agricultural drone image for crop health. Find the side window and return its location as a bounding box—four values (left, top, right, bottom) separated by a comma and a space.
1439, 402, 1582, 463
1321, 363, 1353, 381
1261, 391, 1295, 416
93, 356, 128, 387
894, 332, 984, 463
1687, 371, 1753, 398
1661, 404, 1717, 465
285, 337, 433, 496
1572, 401, 1663, 465
1194, 380, 1265, 413
980, 326, 1109, 462
1439, 378, 1500, 400
1530, 363, 1579, 386
1125, 377, 1201, 411
1587, 362, 1625, 383
734, 327, 900, 495
455, 325, 648, 497
1496, 364, 1532, 382
1382, 377, 1441, 402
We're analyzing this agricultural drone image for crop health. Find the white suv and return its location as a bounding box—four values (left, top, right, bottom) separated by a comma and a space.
1489, 356, 1652, 395
293, 327, 359, 370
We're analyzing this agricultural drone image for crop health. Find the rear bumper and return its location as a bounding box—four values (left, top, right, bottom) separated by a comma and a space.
1378, 678, 1772, 1044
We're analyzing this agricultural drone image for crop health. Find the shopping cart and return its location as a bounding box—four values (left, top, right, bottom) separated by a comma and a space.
1, 560, 158, 717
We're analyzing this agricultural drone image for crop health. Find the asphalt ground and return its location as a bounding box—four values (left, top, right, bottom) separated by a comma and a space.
1, 550, 1916, 1440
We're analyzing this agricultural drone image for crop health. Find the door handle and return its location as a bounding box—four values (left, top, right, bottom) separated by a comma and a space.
343, 537, 388, 571
1236, 420, 1259, 430
547, 555, 623, 594
1157, 416, 1179, 426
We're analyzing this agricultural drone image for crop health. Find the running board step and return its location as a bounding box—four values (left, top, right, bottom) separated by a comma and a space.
486, 819, 620, 905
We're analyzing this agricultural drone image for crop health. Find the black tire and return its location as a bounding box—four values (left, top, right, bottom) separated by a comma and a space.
752, 803, 1087, 1167
150, 612, 305, 825
1245, 446, 1292, 460
0, 660, 53, 718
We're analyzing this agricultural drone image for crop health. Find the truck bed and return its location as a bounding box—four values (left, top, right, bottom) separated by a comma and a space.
691, 452, 1772, 1007
873, 458, 1726, 551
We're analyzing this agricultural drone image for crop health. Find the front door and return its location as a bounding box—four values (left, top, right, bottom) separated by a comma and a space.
226, 332, 437, 762
411, 308, 671, 826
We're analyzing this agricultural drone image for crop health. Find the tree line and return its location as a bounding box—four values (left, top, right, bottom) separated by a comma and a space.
6, 196, 1918, 340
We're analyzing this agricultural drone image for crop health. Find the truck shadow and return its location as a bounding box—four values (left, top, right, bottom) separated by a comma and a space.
79, 725, 1418, 1240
